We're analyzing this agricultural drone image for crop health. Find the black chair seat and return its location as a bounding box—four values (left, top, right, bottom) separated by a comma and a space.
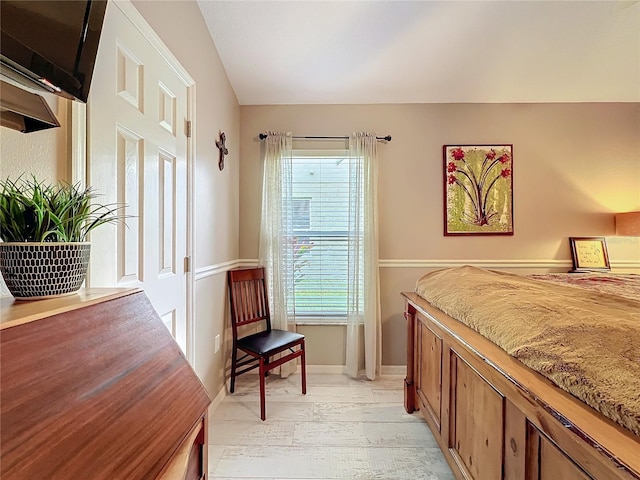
239, 329, 305, 355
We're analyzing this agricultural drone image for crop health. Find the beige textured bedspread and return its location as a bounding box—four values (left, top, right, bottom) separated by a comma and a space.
414, 266, 640, 436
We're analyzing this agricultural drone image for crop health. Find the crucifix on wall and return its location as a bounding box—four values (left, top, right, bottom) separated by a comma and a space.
216, 132, 228, 171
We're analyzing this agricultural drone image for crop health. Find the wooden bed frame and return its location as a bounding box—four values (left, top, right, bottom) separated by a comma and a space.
403, 292, 640, 480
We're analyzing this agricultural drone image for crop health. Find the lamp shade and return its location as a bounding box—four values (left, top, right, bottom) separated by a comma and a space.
615, 212, 640, 236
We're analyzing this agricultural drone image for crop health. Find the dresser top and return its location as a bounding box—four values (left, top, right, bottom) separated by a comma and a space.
0, 288, 140, 330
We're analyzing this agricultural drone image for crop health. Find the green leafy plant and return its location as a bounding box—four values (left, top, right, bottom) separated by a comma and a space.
0, 176, 126, 242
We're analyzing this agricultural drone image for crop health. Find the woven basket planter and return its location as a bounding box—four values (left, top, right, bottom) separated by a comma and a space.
0, 242, 91, 300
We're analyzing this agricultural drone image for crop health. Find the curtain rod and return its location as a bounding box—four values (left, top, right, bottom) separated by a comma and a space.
258, 133, 392, 142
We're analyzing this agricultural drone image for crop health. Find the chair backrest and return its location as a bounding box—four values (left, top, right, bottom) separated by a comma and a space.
227, 267, 272, 339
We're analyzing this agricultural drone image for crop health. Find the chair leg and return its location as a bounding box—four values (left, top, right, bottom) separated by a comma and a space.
301, 341, 307, 395
230, 345, 237, 394
259, 356, 267, 421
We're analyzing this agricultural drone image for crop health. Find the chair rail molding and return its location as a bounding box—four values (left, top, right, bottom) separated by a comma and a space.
379, 259, 573, 269
380, 258, 639, 269
196, 258, 639, 281
238, 258, 574, 270
195, 259, 254, 281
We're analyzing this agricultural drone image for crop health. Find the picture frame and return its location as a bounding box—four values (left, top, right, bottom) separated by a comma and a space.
569, 237, 611, 271
443, 144, 513, 235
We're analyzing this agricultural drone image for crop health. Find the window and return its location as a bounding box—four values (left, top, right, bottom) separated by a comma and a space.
289, 151, 353, 323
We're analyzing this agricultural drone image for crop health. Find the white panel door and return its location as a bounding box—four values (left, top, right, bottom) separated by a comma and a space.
88, 2, 190, 353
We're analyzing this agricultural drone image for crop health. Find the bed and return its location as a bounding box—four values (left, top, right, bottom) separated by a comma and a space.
402, 266, 640, 480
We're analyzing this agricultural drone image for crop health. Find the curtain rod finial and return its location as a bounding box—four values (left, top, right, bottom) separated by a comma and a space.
259, 133, 268, 140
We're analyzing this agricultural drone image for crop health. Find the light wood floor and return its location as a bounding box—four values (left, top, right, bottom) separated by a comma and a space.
208, 373, 455, 479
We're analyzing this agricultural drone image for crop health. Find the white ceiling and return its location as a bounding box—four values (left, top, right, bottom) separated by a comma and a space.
197, 1, 640, 105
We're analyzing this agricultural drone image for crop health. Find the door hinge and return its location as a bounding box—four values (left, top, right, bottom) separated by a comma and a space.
185, 120, 192, 138
184, 256, 191, 273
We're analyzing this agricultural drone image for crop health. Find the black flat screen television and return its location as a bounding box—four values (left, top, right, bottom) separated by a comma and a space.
1, 0, 107, 103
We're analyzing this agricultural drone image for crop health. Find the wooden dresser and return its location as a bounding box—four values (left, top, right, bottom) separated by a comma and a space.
0, 289, 211, 480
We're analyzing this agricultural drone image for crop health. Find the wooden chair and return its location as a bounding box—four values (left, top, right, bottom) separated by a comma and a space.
227, 267, 306, 420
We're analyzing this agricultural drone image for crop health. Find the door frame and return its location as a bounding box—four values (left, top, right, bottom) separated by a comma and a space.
71, 0, 196, 365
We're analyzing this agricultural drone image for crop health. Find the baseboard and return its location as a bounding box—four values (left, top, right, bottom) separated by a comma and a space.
305, 364, 347, 374
381, 365, 406, 375
234, 364, 406, 375
306, 365, 406, 374
208, 384, 227, 416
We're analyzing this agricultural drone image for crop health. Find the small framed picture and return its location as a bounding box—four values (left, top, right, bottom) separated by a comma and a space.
569, 237, 610, 271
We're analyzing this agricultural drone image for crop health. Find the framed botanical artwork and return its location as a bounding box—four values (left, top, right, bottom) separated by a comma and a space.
443, 145, 513, 235
569, 237, 610, 271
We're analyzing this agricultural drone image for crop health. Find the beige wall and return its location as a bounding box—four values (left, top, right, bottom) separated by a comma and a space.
0, 94, 70, 183
132, 0, 240, 398
239, 103, 640, 365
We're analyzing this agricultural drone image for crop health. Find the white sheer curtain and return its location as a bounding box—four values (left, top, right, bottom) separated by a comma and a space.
258, 132, 297, 377
345, 132, 381, 380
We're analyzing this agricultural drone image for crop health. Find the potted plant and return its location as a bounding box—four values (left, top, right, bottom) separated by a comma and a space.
0, 176, 125, 300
